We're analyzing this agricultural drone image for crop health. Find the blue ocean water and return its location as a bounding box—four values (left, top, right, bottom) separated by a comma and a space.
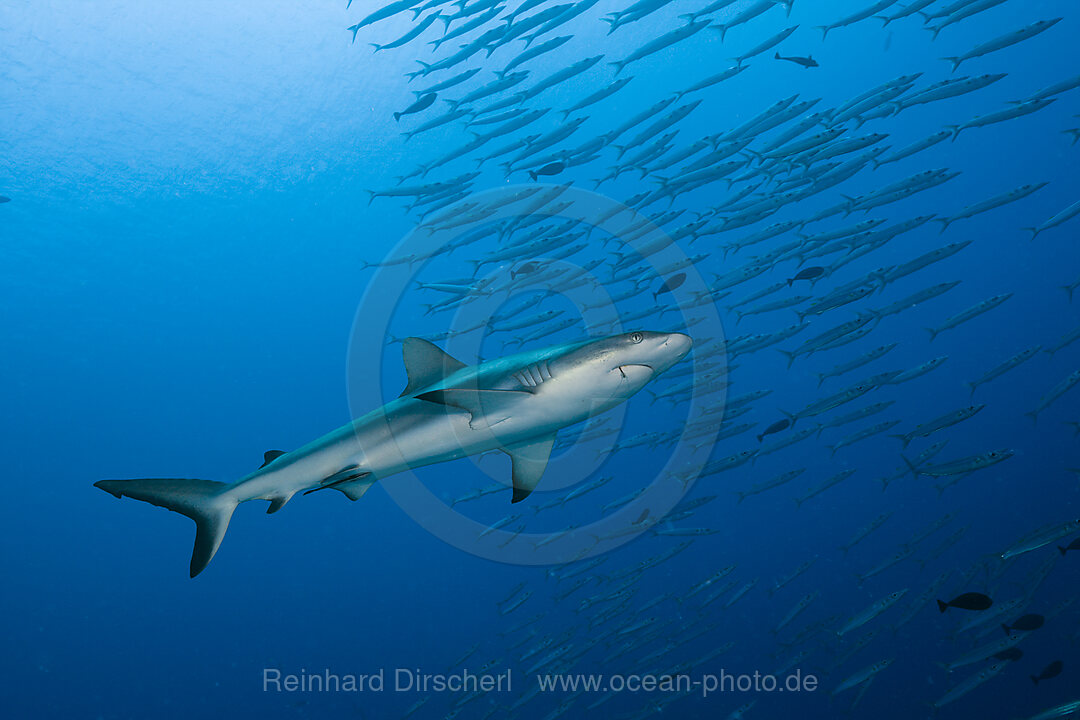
2, 0, 1079, 718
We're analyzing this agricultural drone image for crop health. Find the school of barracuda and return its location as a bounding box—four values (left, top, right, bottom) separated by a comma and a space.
349, 0, 1078, 717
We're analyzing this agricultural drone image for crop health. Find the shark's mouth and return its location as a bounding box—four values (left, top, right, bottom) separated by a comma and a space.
616, 364, 654, 379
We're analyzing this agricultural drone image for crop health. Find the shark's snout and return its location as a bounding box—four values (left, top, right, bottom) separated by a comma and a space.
653, 332, 692, 372
664, 332, 693, 358
619, 331, 693, 377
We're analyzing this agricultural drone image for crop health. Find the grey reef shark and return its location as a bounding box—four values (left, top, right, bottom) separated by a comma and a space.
96, 331, 692, 577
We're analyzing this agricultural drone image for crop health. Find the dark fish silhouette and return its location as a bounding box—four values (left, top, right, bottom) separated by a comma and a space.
758, 419, 791, 443
1002, 614, 1044, 634
1058, 537, 1080, 555
994, 648, 1024, 662
654, 273, 687, 300
511, 261, 540, 280
775, 52, 818, 68
528, 161, 566, 181
394, 93, 436, 122
0, 195, 10, 203
937, 592, 993, 613
787, 266, 825, 286
1031, 660, 1063, 685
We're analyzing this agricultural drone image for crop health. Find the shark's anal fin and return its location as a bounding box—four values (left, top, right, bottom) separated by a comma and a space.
416, 388, 533, 428
266, 494, 292, 514
505, 435, 556, 504
260, 450, 287, 468
399, 338, 468, 397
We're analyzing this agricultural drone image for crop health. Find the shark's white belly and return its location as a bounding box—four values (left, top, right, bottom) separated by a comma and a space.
225, 393, 589, 503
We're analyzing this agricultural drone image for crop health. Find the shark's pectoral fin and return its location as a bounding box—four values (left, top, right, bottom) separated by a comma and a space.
417, 388, 533, 428
260, 450, 287, 468
399, 338, 468, 397
505, 434, 556, 504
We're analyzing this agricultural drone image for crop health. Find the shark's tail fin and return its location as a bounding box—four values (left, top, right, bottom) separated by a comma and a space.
94, 478, 238, 578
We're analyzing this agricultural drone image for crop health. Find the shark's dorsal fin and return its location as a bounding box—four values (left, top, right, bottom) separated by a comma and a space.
260, 450, 287, 468
504, 435, 556, 503
400, 338, 467, 397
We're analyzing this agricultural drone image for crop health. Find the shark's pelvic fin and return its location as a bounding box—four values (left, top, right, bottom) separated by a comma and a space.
302, 465, 371, 497
260, 450, 287, 468
505, 434, 556, 503
331, 477, 376, 501
94, 478, 237, 578
399, 337, 467, 397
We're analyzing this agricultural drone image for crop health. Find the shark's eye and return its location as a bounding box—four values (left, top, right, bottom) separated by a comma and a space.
630, 332, 644, 344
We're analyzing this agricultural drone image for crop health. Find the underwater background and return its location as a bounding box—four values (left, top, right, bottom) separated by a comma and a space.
2, 0, 1079, 718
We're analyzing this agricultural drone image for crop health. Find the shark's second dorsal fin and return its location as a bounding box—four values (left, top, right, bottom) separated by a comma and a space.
504, 435, 556, 504
260, 450, 287, 468
400, 338, 468, 397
